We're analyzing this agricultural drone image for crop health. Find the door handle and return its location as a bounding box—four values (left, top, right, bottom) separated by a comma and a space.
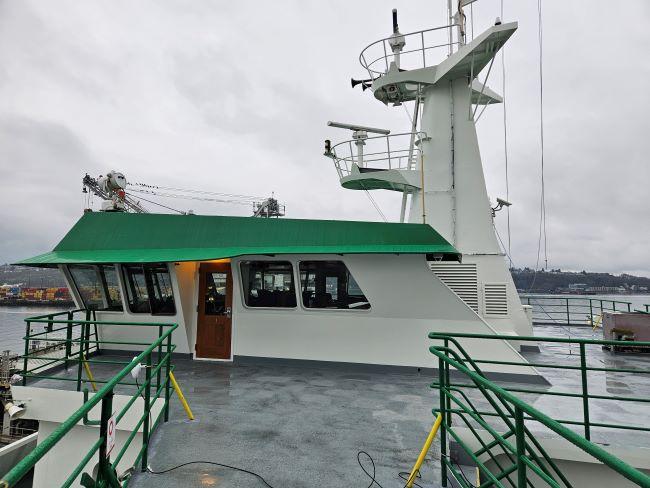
225, 307, 232, 318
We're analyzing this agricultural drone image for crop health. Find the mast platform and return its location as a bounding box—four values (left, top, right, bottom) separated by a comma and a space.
367, 22, 517, 105
325, 131, 425, 192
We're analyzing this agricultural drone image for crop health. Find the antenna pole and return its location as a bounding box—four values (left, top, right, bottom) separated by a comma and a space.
388, 9, 406, 69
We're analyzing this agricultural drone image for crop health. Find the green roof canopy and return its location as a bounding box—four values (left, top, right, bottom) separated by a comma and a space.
16, 212, 460, 266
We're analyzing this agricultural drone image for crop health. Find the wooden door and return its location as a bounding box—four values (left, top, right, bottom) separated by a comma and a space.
196, 263, 232, 359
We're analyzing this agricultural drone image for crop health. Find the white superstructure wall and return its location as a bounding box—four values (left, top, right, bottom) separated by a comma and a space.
61, 254, 533, 373
228, 254, 530, 373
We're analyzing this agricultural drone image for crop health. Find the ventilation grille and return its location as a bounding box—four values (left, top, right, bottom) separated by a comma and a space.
429, 263, 479, 313
484, 283, 508, 315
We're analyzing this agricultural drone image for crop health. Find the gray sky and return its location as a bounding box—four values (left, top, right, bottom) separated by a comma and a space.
0, 1, 648, 275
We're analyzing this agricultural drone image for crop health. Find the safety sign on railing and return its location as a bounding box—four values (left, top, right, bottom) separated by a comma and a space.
106, 415, 116, 457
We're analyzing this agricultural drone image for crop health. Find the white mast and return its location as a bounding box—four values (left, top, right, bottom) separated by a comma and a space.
325, 4, 533, 337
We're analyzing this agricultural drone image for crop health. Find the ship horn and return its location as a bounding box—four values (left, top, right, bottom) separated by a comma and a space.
351, 78, 374, 89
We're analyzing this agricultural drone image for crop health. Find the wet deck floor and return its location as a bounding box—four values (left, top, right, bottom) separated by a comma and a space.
130, 360, 443, 488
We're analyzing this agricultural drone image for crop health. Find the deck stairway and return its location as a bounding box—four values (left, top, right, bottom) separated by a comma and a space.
429, 332, 650, 487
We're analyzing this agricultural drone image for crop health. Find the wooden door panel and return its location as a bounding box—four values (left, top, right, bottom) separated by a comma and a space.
196, 263, 232, 359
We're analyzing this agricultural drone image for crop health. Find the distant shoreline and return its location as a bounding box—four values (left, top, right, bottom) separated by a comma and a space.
519, 292, 650, 296
0, 300, 74, 308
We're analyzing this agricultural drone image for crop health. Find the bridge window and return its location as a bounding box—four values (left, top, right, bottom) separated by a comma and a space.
68, 264, 123, 311
299, 261, 370, 310
99, 265, 124, 311
240, 261, 296, 308
122, 264, 176, 315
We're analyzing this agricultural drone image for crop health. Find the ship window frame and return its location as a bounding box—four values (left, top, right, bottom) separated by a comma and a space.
68, 264, 124, 312
122, 263, 177, 315
298, 261, 371, 311
239, 261, 297, 309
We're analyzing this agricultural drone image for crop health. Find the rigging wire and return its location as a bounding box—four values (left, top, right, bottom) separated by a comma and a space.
538, 0, 548, 269
528, 0, 548, 292
128, 181, 265, 201
128, 188, 256, 206
402, 102, 413, 126
501, 0, 512, 268
131, 194, 185, 214
494, 223, 515, 268
363, 190, 388, 222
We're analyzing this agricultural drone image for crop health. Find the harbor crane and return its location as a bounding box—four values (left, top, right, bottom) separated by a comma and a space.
82, 172, 148, 213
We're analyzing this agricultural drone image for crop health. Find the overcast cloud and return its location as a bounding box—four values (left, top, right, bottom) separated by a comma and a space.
0, 1, 648, 275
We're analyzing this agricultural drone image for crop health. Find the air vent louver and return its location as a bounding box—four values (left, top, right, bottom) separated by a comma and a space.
429, 263, 479, 313
484, 283, 508, 315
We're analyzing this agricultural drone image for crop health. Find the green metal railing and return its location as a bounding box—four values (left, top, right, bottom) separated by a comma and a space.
1, 314, 177, 488
429, 332, 650, 487
519, 294, 642, 327
21, 308, 99, 388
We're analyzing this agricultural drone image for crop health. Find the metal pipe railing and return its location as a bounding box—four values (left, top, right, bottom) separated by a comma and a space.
519, 294, 642, 326
358, 24, 457, 76
429, 332, 650, 439
326, 132, 426, 179
429, 334, 650, 487
2, 313, 177, 488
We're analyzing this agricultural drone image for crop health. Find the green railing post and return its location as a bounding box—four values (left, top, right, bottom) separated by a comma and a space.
579, 343, 591, 440
93, 310, 101, 355
589, 299, 594, 327
444, 339, 451, 428
156, 325, 163, 390
164, 333, 172, 423
97, 391, 115, 484
64, 311, 73, 371
141, 352, 152, 472
514, 406, 526, 487
22, 320, 30, 386
627, 302, 631, 312
85, 321, 91, 359
439, 356, 448, 487
76, 324, 86, 392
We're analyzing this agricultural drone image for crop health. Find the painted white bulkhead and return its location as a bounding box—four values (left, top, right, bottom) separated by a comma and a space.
228, 254, 528, 371
62, 254, 533, 374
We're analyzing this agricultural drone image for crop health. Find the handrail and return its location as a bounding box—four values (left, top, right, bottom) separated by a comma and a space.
429, 341, 650, 487
20, 308, 85, 321
325, 131, 426, 179
429, 331, 650, 347
358, 24, 456, 76
519, 294, 642, 327
1, 314, 177, 487
429, 332, 650, 438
